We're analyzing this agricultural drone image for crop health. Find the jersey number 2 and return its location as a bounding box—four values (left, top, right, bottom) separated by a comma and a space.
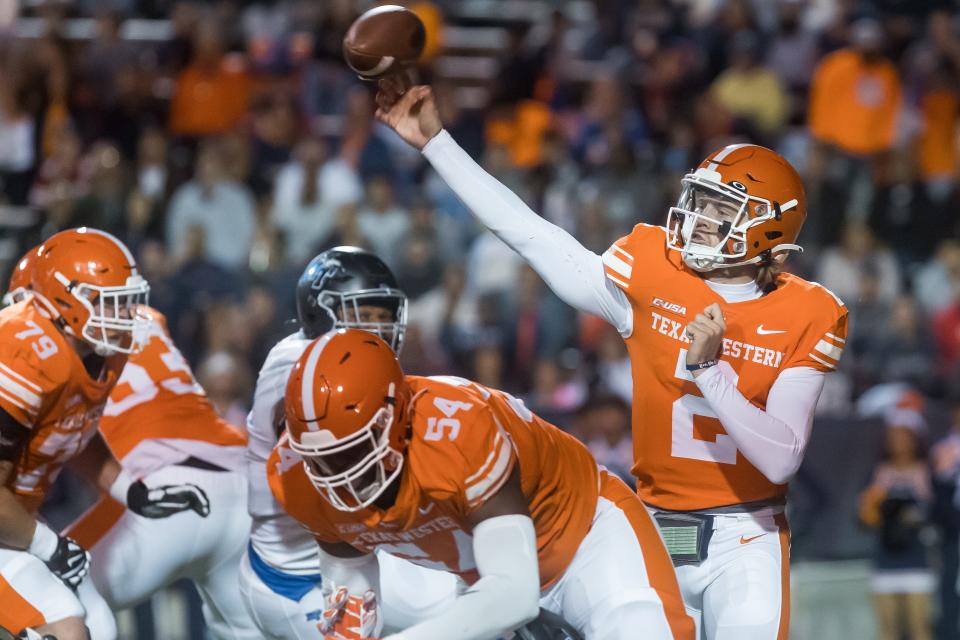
671, 350, 738, 465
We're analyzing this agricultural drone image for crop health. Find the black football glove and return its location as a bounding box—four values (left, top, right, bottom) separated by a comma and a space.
44, 535, 90, 591
126, 480, 211, 518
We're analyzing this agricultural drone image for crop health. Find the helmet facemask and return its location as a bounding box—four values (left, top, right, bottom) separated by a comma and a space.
317, 288, 408, 353
55, 272, 152, 355
667, 170, 778, 272
290, 384, 404, 512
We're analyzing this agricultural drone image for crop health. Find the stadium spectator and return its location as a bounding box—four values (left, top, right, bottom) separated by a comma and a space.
859, 412, 934, 640
933, 295, 960, 382
816, 222, 902, 305
356, 175, 410, 269
165, 140, 256, 270
915, 239, 960, 316
271, 135, 362, 264
580, 394, 633, 483
866, 296, 939, 392
710, 30, 789, 137
169, 21, 251, 138
808, 18, 902, 158
930, 398, 960, 640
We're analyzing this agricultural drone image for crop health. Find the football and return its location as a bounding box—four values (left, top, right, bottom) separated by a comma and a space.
342, 5, 426, 79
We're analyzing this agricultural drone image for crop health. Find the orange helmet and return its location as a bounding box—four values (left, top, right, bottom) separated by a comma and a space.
30, 228, 151, 355
3, 245, 39, 306
284, 328, 411, 512
666, 144, 806, 272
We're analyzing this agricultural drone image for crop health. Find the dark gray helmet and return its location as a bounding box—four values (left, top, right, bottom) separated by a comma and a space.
295, 246, 407, 351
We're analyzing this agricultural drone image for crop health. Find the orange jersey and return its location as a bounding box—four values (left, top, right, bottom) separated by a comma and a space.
602, 224, 848, 511
269, 375, 599, 589
101, 308, 246, 461
0, 300, 125, 512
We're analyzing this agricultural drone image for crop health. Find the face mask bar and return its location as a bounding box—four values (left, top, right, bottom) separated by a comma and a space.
666, 172, 776, 272
55, 272, 152, 354
290, 402, 404, 512
322, 288, 408, 353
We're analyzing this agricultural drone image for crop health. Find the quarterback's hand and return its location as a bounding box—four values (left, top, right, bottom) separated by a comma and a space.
318, 584, 381, 640
686, 303, 725, 373
374, 77, 442, 150
126, 480, 211, 518
44, 535, 90, 591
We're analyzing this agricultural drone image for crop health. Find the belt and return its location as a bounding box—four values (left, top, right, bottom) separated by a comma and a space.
175, 456, 229, 473
654, 498, 785, 516
248, 543, 323, 602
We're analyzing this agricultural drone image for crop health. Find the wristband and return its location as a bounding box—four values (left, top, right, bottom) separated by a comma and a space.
109, 468, 136, 504
28, 521, 59, 561
686, 359, 718, 372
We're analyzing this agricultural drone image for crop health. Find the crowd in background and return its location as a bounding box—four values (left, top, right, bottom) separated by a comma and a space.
4, 0, 960, 636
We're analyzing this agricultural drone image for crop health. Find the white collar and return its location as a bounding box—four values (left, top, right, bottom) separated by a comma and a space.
704, 278, 763, 303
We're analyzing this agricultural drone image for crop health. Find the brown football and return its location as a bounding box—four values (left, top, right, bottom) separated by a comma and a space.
343, 5, 426, 79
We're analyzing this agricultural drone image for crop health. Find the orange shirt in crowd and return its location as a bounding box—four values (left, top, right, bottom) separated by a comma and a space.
169, 55, 251, 137
808, 48, 901, 155
917, 88, 959, 179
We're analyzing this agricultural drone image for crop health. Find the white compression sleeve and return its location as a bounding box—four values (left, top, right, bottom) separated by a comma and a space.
422, 130, 633, 336
694, 365, 825, 485
317, 547, 381, 596
384, 514, 540, 640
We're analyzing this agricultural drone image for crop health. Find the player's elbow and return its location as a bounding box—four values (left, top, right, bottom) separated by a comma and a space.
494, 576, 540, 630
758, 457, 801, 485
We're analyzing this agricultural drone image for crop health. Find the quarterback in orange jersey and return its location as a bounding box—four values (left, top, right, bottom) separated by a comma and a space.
0, 230, 209, 640
377, 83, 848, 639
268, 329, 694, 640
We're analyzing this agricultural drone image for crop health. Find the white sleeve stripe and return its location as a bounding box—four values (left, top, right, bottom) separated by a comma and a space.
601, 250, 632, 280
465, 437, 514, 504
465, 431, 503, 484
814, 339, 843, 360
469, 458, 515, 507
808, 353, 836, 369
0, 370, 41, 409
825, 332, 846, 344
0, 387, 34, 418
0, 363, 41, 393
611, 245, 634, 263
604, 272, 630, 289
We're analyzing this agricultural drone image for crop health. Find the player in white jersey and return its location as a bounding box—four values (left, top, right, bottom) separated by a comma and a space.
239, 247, 457, 638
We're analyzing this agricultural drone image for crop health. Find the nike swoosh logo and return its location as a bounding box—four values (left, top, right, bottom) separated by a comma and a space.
418, 503, 435, 516
756, 325, 786, 335
740, 534, 767, 545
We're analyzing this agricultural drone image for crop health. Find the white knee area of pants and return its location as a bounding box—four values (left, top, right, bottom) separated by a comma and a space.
587, 596, 674, 640
77, 578, 117, 640
706, 552, 781, 628
0, 549, 85, 622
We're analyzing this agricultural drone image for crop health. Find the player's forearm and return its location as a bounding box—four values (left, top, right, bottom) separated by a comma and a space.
0, 485, 43, 549
71, 431, 122, 493
422, 130, 632, 333
385, 515, 540, 640
694, 365, 824, 485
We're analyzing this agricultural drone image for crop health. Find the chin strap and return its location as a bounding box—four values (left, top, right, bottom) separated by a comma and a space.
687, 243, 803, 271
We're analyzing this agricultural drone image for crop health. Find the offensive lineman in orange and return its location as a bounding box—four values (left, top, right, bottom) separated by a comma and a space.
4, 248, 259, 638
268, 329, 694, 640
0, 230, 209, 640
376, 81, 847, 639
